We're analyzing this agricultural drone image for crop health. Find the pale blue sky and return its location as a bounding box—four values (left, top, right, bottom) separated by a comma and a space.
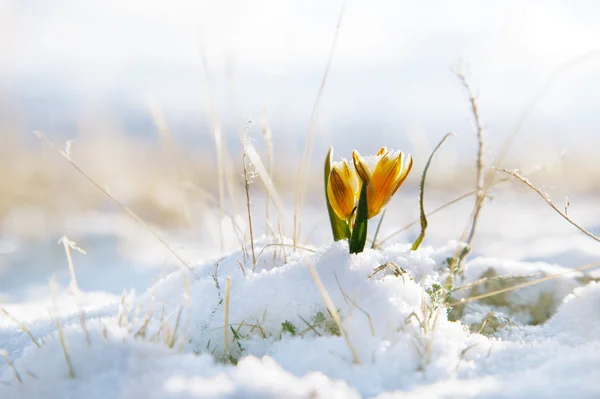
2, 0, 600, 161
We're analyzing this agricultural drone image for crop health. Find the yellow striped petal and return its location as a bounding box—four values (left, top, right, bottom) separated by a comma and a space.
350, 148, 413, 219
327, 161, 359, 220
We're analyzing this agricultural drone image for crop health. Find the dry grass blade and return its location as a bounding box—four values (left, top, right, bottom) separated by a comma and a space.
451, 260, 600, 307
58, 236, 86, 294
294, 1, 346, 246
305, 262, 361, 364
241, 125, 257, 269
0, 307, 41, 348
58, 236, 91, 345
452, 70, 486, 270
50, 277, 75, 379
256, 243, 315, 264
244, 136, 290, 235
0, 349, 22, 385
498, 168, 600, 243
223, 276, 232, 358
34, 131, 198, 279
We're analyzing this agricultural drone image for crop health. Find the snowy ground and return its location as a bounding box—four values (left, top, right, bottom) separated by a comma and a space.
2, 191, 600, 398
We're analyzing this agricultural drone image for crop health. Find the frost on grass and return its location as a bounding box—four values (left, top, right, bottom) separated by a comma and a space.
2, 241, 600, 398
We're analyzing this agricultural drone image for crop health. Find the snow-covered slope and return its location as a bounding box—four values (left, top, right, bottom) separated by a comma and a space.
2, 240, 599, 398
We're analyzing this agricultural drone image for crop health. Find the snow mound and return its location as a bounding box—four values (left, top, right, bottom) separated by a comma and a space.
2, 242, 599, 398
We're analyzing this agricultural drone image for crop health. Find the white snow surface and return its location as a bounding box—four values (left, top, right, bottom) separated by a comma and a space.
1, 240, 600, 398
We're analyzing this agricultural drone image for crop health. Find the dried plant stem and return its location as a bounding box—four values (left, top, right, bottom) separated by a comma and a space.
498, 168, 600, 243
0, 349, 22, 385
294, 1, 346, 247
241, 129, 257, 269
305, 262, 361, 364
34, 131, 197, 279
62, 236, 91, 347
244, 136, 290, 234
452, 260, 600, 307
453, 71, 487, 271
50, 278, 75, 379
223, 277, 231, 357
0, 307, 41, 348
58, 237, 85, 294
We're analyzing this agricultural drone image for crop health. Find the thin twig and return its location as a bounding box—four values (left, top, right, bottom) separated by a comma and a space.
453, 70, 486, 270
34, 131, 198, 279
498, 168, 600, 243
294, 1, 346, 247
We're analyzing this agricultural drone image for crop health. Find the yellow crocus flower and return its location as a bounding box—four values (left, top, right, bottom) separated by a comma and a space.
327, 159, 360, 220
352, 147, 413, 219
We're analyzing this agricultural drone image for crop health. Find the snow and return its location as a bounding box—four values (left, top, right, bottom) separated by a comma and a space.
2, 232, 600, 398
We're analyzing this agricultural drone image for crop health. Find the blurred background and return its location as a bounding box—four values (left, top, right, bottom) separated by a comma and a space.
2, 0, 600, 300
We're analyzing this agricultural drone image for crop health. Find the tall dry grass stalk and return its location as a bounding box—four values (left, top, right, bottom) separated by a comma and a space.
223, 276, 232, 358
241, 124, 257, 269
35, 131, 198, 279
58, 236, 91, 346
293, 1, 346, 247
0, 349, 22, 385
452, 69, 487, 272
305, 262, 360, 364
50, 277, 75, 379
0, 307, 41, 348
498, 168, 600, 243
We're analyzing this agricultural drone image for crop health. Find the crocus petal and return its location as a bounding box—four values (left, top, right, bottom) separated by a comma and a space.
391, 154, 413, 197
327, 166, 357, 220
369, 151, 403, 217
352, 151, 372, 184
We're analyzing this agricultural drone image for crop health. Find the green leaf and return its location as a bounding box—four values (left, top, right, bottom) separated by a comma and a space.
349, 182, 369, 254
324, 147, 351, 241
281, 320, 297, 336
411, 133, 454, 251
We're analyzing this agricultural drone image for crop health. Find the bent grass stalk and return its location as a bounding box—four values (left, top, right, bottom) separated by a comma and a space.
498, 168, 600, 244
34, 131, 198, 279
